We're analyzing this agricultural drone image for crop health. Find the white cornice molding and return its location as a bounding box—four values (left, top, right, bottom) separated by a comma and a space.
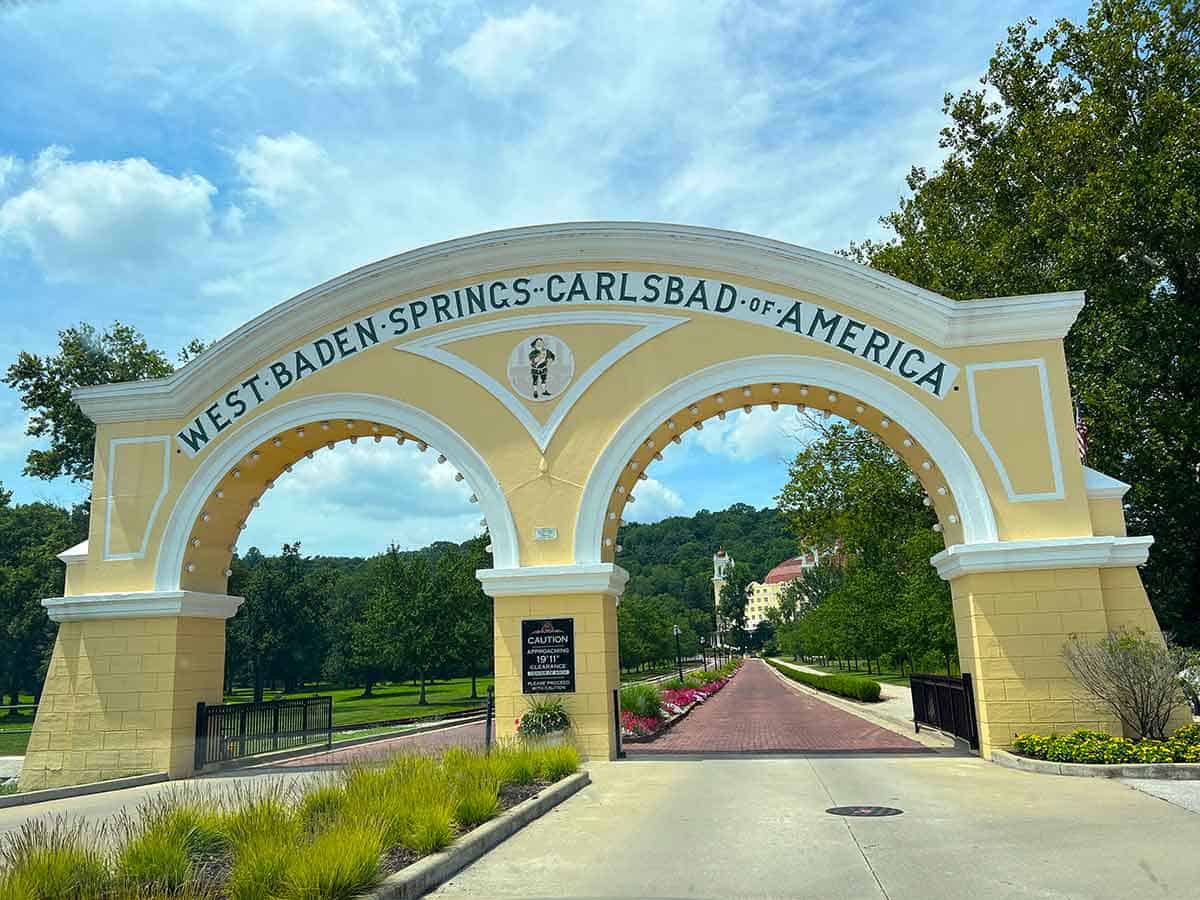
930, 536, 1153, 580
43, 590, 244, 622
1083, 466, 1131, 501
71, 223, 1085, 424
476, 563, 630, 600
57, 540, 89, 566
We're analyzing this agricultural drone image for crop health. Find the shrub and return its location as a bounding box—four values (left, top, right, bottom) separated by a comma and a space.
280, 822, 383, 900
1012, 727, 1200, 765
516, 695, 571, 737
1173, 722, 1200, 745
403, 803, 455, 855
297, 782, 347, 833
0, 818, 109, 900
534, 745, 581, 781
767, 659, 882, 702
454, 786, 501, 828
489, 744, 539, 786
619, 683, 662, 719
1062, 630, 1190, 740
226, 837, 291, 900
219, 786, 299, 851
115, 822, 192, 893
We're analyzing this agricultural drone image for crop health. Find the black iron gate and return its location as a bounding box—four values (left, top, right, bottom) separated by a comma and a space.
910, 673, 979, 750
195, 696, 332, 769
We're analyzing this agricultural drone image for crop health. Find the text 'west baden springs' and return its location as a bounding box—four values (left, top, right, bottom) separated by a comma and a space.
177, 271, 959, 456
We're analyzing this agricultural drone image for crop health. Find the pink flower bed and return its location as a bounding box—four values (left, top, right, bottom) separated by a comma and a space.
621, 710, 661, 737
622, 673, 736, 737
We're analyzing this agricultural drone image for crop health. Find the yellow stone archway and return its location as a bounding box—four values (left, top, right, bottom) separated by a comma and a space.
21, 223, 1180, 789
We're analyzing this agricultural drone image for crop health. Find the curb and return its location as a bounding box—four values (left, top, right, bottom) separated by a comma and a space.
992, 750, 1200, 780
362, 770, 591, 899
0, 772, 168, 809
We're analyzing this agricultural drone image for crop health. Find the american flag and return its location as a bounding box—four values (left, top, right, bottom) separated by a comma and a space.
1074, 403, 1089, 460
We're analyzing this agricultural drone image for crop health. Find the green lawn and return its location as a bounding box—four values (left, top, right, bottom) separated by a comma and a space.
0, 696, 36, 756
796, 661, 961, 687
223, 676, 492, 729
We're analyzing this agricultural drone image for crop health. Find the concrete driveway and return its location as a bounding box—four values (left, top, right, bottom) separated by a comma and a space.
433, 755, 1200, 899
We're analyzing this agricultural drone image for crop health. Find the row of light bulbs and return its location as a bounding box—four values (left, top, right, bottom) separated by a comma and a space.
605, 384, 961, 551
186, 420, 478, 578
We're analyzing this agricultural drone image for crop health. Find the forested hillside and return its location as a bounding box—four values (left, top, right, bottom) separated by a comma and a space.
613, 504, 797, 670
617, 503, 795, 605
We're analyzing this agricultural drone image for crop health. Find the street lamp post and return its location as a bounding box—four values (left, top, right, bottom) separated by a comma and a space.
673, 624, 684, 682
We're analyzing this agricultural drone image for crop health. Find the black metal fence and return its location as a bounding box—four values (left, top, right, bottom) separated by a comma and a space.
194, 696, 332, 769
911, 672, 979, 750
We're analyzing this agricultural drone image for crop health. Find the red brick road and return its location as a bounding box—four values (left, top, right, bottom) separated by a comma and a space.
630, 659, 926, 754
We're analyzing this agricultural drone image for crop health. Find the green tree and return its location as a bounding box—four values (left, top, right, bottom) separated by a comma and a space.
846, 0, 1200, 643
226, 543, 322, 700
3, 323, 182, 481
451, 538, 494, 699
777, 422, 952, 672
718, 562, 754, 648
0, 486, 89, 703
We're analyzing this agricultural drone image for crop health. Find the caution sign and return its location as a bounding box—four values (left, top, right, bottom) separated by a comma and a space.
521, 618, 575, 694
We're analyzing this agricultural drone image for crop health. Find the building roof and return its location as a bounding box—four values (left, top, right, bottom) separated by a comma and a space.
764, 556, 810, 584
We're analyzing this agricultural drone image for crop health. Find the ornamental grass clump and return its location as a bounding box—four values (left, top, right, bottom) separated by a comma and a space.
0, 744, 585, 900
535, 744, 581, 781
0, 818, 109, 900
114, 795, 228, 895
619, 682, 663, 719
279, 822, 383, 900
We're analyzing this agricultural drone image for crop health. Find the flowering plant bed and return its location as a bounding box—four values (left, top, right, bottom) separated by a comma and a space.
619, 660, 742, 742
1011, 723, 1200, 764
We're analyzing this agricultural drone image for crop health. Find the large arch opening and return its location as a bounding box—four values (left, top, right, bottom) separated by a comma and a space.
155, 393, 520, 594
576, 354, 998, 567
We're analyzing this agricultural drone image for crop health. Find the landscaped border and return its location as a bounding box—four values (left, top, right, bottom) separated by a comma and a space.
362, 771, 590, 898
993, 750, 1200, 780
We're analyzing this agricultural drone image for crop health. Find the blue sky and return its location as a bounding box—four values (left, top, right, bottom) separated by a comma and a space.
0, 0, 1087, 556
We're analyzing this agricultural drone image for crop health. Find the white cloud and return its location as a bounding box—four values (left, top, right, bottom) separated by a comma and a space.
239, 440, 481, 556
181, 0, 441, 88
0, 147, 216, 282
0, 156, 20, 194
445, 5, 576, 94
624, 477, 686, 524
234, 133, 338, 209
694, 407, 809, 463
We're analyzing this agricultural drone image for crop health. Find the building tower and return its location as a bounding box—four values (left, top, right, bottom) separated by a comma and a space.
712, 549, 733, 645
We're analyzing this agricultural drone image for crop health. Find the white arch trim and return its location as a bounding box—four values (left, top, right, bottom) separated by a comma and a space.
154, 393, 520, 590
573, 355, 999, 566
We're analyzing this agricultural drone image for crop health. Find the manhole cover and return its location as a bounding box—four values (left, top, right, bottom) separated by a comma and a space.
826, 806, 903, 817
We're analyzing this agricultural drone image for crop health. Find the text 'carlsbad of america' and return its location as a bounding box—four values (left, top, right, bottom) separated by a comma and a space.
176, 270, 959, 457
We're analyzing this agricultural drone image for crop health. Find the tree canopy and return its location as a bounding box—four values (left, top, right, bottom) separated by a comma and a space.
846, 0, 1200, 643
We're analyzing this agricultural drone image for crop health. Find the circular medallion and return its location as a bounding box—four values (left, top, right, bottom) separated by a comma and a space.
507, 335, 574, 402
